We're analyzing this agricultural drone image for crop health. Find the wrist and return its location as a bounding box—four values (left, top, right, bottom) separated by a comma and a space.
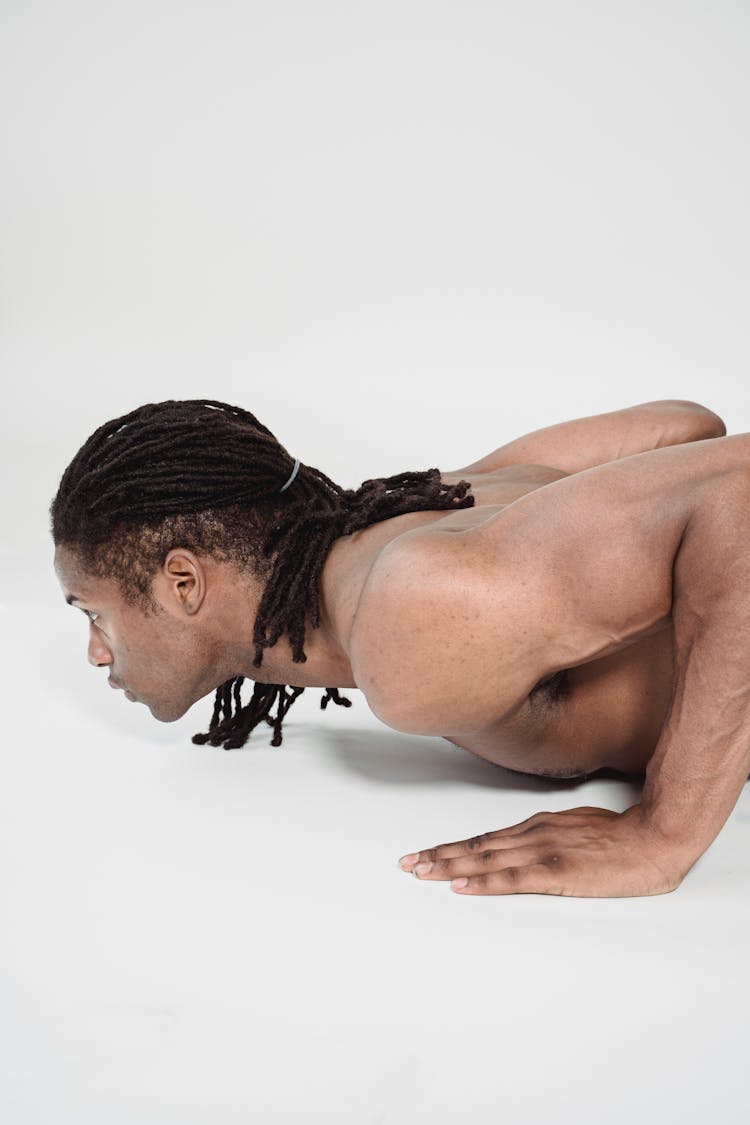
635, 800, 712, 867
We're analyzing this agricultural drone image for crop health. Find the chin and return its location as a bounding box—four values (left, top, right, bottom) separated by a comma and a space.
148, 700, 190, 723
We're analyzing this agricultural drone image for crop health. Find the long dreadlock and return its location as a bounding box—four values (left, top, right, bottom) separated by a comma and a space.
50, 399, 475, 749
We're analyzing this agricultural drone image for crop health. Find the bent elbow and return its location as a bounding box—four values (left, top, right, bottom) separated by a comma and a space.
697, 408, 727, 438
667, 400, 727, 438
647, 400, 727, 444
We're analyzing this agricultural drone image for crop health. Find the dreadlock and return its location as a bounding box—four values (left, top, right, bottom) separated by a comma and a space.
50, 398, 475, 749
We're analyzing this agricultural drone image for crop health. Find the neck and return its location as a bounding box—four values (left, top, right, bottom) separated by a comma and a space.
235, 529, 370, 691
236, 509, 438, 690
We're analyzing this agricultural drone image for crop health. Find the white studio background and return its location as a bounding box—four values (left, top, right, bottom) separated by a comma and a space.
2, 2, 750, 1124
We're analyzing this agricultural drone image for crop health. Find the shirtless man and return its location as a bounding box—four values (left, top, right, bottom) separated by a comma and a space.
52, 397, 749, 898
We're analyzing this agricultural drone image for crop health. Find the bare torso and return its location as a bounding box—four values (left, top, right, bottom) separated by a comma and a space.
350, 464, 674, 781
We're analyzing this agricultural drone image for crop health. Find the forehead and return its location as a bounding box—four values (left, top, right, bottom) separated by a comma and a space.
54, 545, 119, 604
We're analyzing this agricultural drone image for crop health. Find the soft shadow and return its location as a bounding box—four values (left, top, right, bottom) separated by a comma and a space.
316, 725, 644, 802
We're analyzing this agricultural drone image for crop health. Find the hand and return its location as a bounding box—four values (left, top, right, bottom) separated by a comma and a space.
398, 805, 691, 898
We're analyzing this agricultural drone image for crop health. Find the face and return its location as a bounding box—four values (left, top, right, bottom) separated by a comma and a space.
54, 544, 229, 722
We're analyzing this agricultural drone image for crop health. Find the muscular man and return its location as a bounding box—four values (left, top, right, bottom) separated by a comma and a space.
52, 397, 748, 899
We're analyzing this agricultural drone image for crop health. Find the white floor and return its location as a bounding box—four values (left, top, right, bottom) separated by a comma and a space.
3, 534, 750, 1125
3, 1, 750, 1119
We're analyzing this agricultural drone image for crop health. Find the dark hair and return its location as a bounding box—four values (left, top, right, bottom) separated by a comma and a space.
50, 399, 475, 749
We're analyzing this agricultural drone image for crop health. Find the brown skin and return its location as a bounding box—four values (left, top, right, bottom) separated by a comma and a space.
373, 431, 750, 898
55, 398, 735, 899
55, 547, 247, 722
54, 545, 360, 721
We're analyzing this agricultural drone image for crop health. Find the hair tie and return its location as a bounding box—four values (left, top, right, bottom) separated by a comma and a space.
279, 458, 301, 493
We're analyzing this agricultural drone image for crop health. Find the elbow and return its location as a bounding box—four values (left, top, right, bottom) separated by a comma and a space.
665, 400, 727, 439
695, 406, 727, 438
644, 399, 727, 444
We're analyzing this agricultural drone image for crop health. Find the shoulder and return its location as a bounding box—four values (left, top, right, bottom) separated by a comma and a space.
348, 529, 539, 737
346, 435, 732, 739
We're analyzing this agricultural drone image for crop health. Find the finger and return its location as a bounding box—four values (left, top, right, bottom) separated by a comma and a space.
399, 819, 549, 869
397, 808, 615, 871
451, 862, 566, 896
412, 843, 552, 882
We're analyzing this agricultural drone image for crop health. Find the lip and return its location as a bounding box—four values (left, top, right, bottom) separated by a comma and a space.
109, 679, 135, 701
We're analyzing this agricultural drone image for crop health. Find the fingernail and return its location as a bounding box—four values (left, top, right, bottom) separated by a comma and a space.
414, 861, 433, 876
398, 853, 419, 870
451, 878, 469, 890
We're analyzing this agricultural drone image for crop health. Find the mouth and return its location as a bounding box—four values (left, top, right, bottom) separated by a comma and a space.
109, 679, 136, 702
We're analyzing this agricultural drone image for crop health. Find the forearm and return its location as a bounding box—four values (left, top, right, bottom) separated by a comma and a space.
640, 468, 750, 865
466, 401, 726, 476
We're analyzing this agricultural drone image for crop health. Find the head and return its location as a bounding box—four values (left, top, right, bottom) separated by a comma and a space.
53, 541, 256, 723
51, 398, 475, 748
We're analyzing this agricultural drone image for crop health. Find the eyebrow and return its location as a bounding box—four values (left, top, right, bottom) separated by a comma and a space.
65, 594, 82, 606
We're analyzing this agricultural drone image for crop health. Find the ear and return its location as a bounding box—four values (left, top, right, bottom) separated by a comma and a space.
157, 549, 207, 616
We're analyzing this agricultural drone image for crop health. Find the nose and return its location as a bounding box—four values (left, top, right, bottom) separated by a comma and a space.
88, 623, 113, 668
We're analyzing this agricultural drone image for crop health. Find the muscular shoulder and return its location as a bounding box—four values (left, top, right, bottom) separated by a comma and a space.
348, 531, 538, 736
349, 437, 747, 738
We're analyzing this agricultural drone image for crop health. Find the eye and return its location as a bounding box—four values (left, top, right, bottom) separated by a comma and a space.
84, 609, 100, 625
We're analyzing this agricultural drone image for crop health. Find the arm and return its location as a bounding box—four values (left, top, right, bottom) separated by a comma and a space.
452, 399, 727, 476
360, 434, 750, 896
639, 472, 750, 859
